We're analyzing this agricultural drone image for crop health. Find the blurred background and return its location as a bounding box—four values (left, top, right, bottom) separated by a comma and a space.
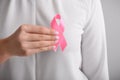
101, 0, 120, 80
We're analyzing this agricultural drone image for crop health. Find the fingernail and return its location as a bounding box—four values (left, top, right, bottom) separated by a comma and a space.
55, 31, 59, 34
53, 46, 57, 52
53, 46, 56, 49
56, 36, 59, 40
55, 40, 59, 43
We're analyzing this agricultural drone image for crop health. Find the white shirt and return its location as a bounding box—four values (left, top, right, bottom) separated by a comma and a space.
0, 0, 109, 80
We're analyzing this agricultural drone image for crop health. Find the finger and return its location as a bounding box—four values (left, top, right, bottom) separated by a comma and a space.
22, 24, 58, 35
26, 46, 54, 55
25, 34, 59, 41
22, 41, 57, 49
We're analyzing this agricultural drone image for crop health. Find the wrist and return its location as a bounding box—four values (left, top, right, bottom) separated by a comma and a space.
0, 39, 7, 54
0, 38, 10, 63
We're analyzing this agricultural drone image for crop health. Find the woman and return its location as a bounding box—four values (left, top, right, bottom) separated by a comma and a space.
0, 0, 109, 80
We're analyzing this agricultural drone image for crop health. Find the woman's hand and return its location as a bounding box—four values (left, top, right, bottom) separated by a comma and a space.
0, 24, 59, 63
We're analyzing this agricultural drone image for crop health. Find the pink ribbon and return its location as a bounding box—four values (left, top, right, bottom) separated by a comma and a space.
51, 14, 67, 52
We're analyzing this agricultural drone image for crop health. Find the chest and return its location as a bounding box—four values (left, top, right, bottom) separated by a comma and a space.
35, 0, 88, 51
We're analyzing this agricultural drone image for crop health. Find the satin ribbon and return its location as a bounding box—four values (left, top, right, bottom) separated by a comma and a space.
51, 14, 67, 52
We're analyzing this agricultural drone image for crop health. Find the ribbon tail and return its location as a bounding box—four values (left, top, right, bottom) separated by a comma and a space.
60, 36, 67, 51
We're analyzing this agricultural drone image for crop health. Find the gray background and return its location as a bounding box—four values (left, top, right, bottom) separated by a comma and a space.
101, 0, 120, 80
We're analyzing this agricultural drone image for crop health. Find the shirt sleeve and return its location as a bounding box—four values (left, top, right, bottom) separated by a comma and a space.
81, 0, 109, 80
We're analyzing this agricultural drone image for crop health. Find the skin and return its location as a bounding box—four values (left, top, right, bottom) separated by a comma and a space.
0, 24, 59, 63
